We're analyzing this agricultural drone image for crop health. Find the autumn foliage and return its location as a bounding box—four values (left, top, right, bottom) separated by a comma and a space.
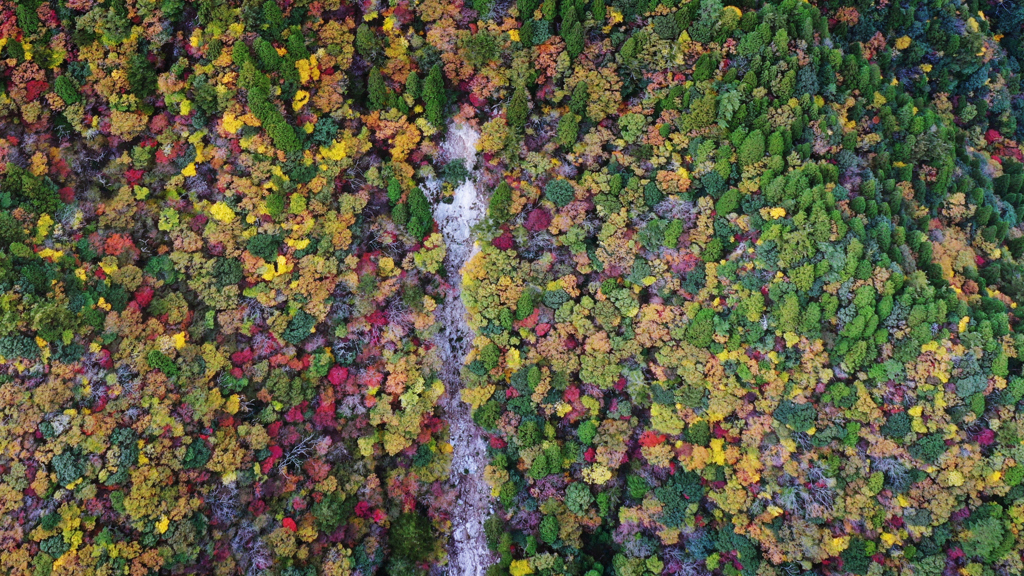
3, 0, 1024, 575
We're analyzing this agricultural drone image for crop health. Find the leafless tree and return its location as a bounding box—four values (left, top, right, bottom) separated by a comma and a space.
207, 482, 239, 525
872, 457, 910, 487
242, 297, 269, 323
232, 526, 273, 576
278, 434, 317, 474
386, 299, 414, 331
807, 481, 835, 510
781, 563, 802, 576
332, 339, 361, 365
670, 560, 711, 576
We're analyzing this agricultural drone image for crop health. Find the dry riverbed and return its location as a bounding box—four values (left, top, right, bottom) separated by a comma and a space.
428, 123, 496, 576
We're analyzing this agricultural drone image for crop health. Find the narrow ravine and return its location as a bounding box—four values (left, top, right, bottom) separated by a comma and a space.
428, 123, 496, 576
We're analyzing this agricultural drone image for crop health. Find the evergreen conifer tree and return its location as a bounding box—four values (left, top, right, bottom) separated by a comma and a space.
424, 64, 446, 127
368, 67, 388, 110
507, 84, 529, 132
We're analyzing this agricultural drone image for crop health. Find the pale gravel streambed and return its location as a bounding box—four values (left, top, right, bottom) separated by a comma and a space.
426, 123, 496, 576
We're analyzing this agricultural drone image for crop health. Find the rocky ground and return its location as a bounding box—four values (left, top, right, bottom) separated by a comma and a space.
429, 123, 496, 576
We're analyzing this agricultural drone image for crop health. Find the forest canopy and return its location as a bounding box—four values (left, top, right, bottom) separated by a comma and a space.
1, 0, 1024, 576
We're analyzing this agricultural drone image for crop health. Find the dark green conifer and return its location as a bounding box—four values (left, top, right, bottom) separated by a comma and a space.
368, 67, 388, 110
423, 64, 446, 127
